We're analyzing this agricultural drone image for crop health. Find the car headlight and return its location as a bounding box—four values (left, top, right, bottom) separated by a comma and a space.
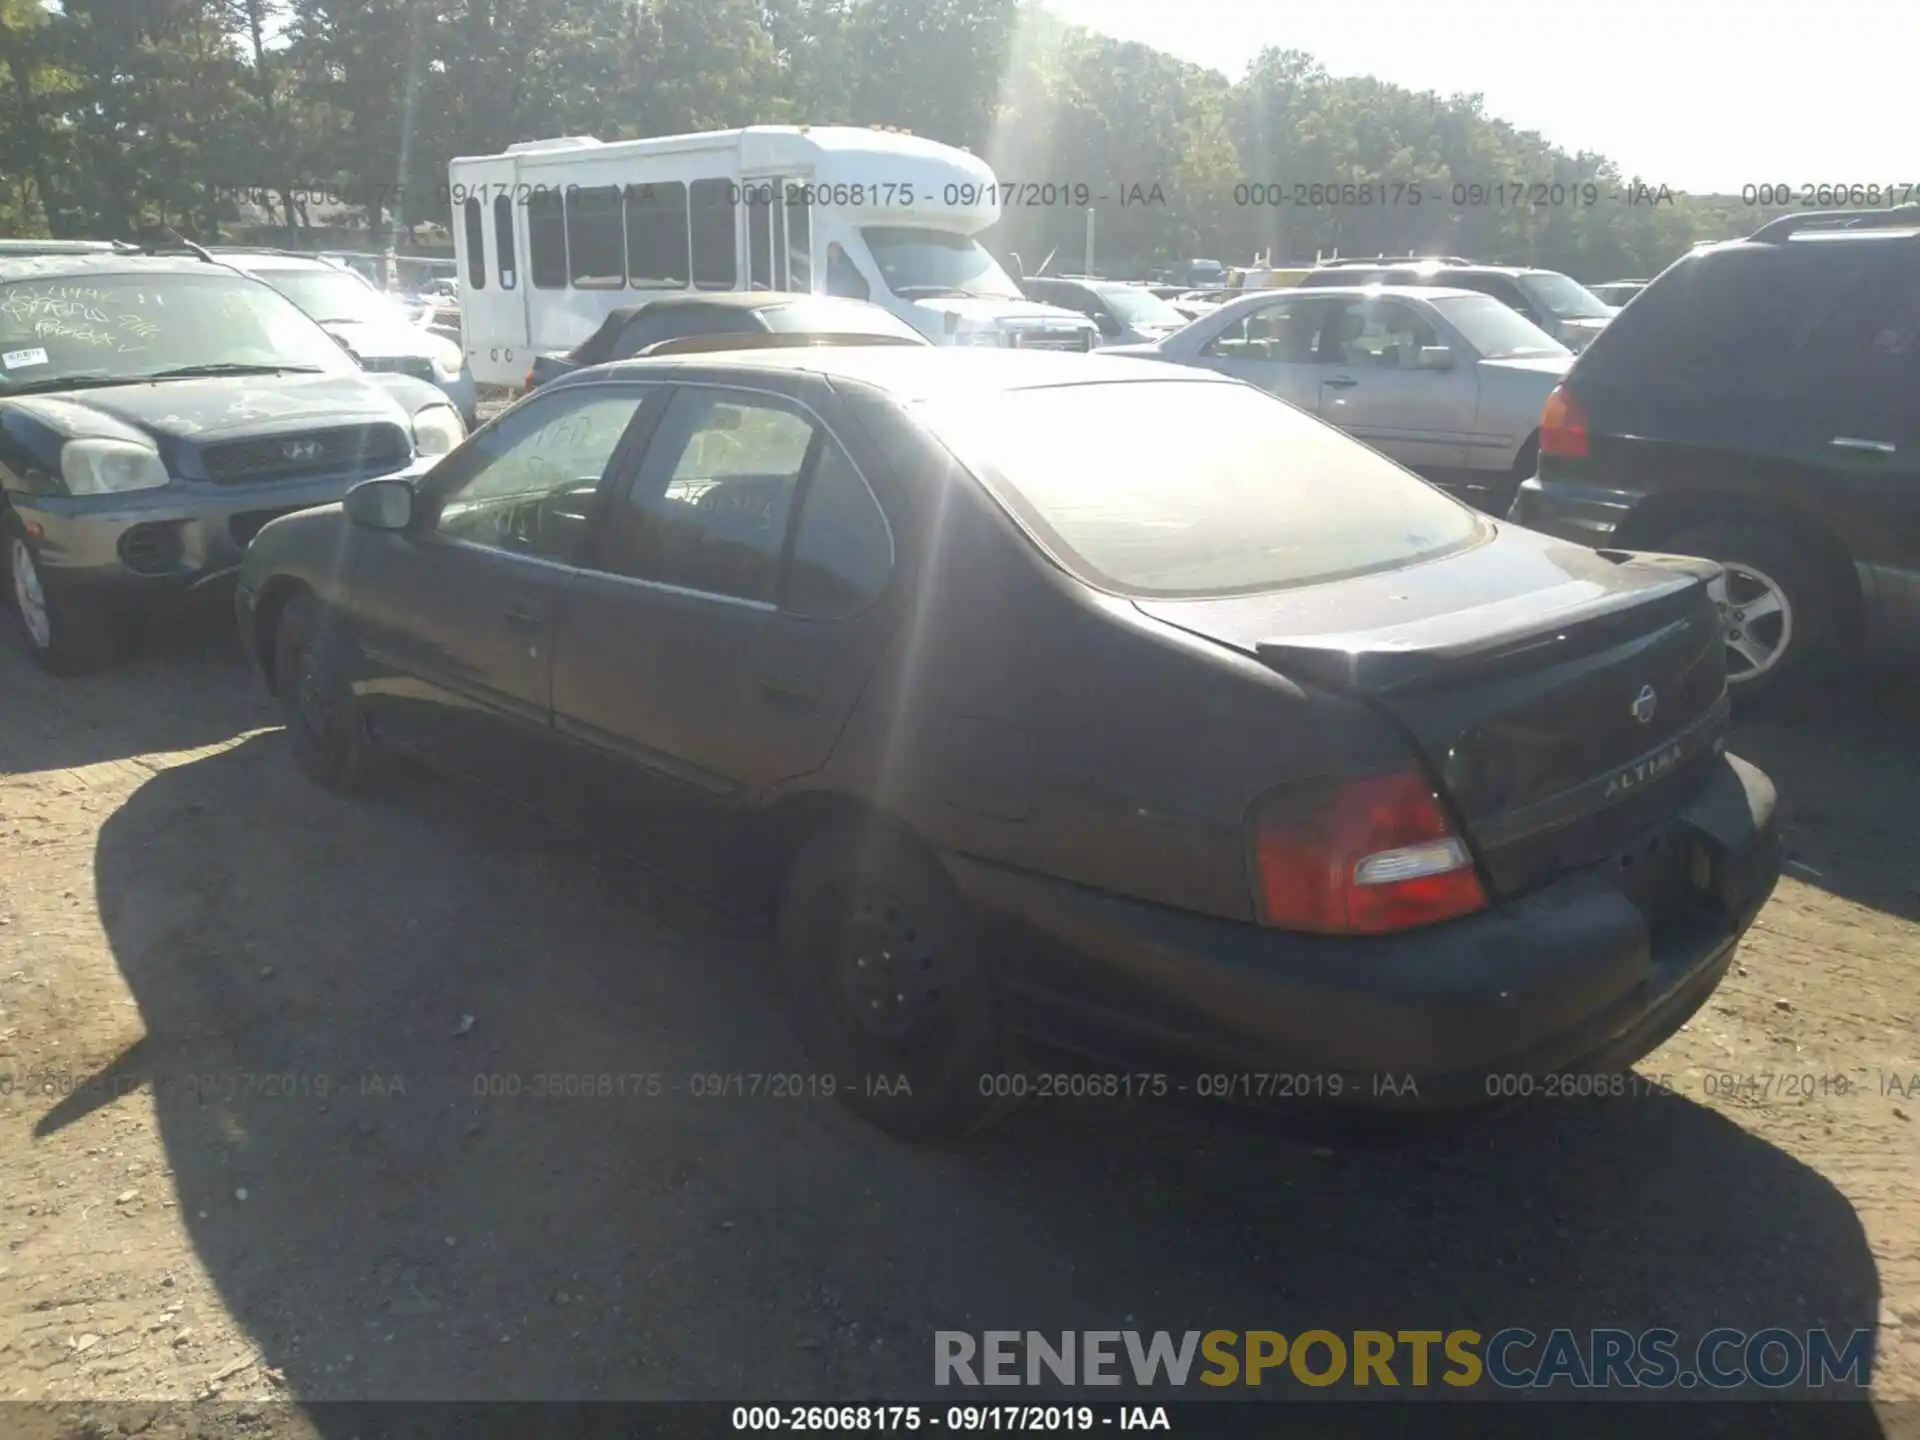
429, 341, 465, 381
411, 405, 466, 456
59, 439, 171, 495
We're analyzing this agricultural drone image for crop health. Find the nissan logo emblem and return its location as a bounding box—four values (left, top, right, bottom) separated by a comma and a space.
1631, 684, 1658, 724
281, 439, 322, 462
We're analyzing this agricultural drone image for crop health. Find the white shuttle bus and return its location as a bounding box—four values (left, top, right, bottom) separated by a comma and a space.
448, 125, 1099, 386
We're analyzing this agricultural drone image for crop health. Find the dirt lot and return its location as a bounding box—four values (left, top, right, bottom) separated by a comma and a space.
1, 602, 1918, 1434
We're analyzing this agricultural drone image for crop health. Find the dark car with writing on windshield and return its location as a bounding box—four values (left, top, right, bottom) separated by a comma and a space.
235, 346, 1780, 1142
1, 245, 463, 672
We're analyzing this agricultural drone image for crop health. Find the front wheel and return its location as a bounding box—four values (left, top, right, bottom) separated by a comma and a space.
272, 592, 382, 791
4, 530, 115, 674
1665, 522, 1844, 705
776, 824, 1009, 1142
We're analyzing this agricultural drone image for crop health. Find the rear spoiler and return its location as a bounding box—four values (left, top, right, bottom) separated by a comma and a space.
1253, 552, 1721, 695
633, 332, 928, 358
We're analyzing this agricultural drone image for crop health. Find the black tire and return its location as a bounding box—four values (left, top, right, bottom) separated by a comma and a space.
776, 822, 1008, 1142
1664, 521, 1846, 707
273, 592, 382, 791
3, 527, 116, 674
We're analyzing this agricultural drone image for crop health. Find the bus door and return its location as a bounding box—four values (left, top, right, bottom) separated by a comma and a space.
741, 173, 814, 292
453, 157, 529, 385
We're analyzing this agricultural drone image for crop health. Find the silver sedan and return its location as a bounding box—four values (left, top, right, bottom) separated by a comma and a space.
1107, 284, 1574, 514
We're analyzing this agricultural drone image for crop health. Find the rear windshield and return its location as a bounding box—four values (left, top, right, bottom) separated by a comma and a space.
915, 379, 1481, 598
1579, 245, 1920, 390
1515, 271, 1613, 319
758, 299, 926, 340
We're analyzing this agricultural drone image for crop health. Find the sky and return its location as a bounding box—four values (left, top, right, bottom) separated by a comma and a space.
1037, 0, 1915, 195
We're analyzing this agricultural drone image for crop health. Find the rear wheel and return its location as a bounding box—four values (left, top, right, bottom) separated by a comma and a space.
4, 529, 116, 674
273, 592, 382, 791
1664, 522, 1845, 704
776, 823, 1008, 1142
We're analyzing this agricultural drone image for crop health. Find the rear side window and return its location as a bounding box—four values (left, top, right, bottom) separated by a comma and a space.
917, 380, 1480, 598
1581, 246, 1920, 392
785, 444, 893, 618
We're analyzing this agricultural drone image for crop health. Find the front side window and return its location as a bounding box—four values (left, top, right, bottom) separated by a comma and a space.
824, 243, 870, 301
427, 385, 651, 562
599, 388, 819, 602
1319, 298, 1440, 368
1202, 299, 1323, 362
917, 379, 1480, 598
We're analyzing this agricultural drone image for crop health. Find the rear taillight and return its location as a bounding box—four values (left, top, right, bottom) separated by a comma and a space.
1249, 771, 1487, 935
1539, 384, 1589, 460
525, 366, 537, 390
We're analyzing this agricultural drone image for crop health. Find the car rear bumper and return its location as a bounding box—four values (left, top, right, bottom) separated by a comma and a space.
1508, 475, 1646, 539
948, 751, 1781, 1110
8, 459, 437, 601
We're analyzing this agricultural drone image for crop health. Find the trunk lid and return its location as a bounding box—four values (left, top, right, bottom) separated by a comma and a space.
1135, 527, 1730, 897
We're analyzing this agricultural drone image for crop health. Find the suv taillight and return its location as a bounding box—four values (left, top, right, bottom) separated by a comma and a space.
1249, 771, 1487, 934
1539, 384, 1589, 460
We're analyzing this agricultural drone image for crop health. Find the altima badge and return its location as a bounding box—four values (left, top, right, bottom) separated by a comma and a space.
1631, 684, 1658, 724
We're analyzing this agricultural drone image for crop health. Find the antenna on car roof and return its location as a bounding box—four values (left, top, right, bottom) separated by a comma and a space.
1748, 202, 1920, 243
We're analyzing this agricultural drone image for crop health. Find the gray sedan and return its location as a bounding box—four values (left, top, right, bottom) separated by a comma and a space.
1108, 284, 1573, 513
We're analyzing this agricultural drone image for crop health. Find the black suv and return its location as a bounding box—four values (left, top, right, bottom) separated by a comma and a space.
1512, 204, 1920, 701
1298, 257, 1617, 352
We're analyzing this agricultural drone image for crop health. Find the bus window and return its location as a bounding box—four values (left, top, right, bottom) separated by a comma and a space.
748, 182, 773, 290
690, 177, 736, 290
785, 189, 811, 292
566, 185, 625, 289
493, 194, 517, 289
463, 198, 486, 290
625, 181, 688, 288
529, 189, 566, 289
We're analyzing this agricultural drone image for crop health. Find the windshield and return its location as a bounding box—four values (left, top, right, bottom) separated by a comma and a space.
916, 379, 1479, 597
1427, 294, 1570, 359
1098, 286, 1189, 329
0, 271, 356, 390
253, 267, 407, 326
1515, 271, 1614, 320
759, 298, 928, 341
859, 227, 1023, 300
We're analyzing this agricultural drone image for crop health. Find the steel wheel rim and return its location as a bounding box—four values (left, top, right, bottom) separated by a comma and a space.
292, 642, 338, 745
1708, 563, 1793, 683
9, 538, 51, 651
827, 883, 950, 1044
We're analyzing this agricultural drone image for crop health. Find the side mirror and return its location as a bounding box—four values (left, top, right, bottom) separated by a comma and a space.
1414, 345, 1455, 371
343, 477, 415, 531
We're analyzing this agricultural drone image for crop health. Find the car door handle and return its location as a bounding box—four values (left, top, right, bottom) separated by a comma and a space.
502, 601, 551, 630
1830, 436, 1897, 454
1324, 375, 1359, 389
757, 678, 821, 714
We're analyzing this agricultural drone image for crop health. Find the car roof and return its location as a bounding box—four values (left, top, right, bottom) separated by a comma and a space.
1212, 283, 1481, 309
215, 251, 341, 271
598, 291, 875, 326
591, 346, 1221, 403
0, 253, 227, 284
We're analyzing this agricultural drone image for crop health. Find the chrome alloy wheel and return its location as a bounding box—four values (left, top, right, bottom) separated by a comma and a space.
1708, 562, 1793, 684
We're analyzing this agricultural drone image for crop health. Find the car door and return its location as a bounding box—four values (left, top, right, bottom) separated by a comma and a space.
549, 382, 899, 828
345, 381, 661, 794
1313, 296, 1476, 469
1191, 295, 1331, 409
